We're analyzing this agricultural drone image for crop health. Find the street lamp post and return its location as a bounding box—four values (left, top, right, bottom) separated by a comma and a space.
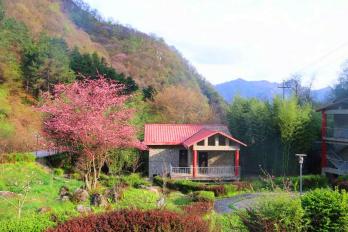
296, 154, 307, 195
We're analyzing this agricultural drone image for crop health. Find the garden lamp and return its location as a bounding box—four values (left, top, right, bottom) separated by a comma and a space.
295, 154, 307, 195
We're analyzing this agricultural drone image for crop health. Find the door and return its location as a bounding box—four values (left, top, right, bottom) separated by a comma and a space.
179, 150, 188, 167
198, 152, 208, 174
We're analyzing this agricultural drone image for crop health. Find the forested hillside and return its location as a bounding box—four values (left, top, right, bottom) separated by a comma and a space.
0, 0, 225, 153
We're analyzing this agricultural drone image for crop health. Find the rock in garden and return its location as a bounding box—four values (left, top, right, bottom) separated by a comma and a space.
37, 207, 52, 213
76, 204, 92, 213
59, 186, 71, 201
157, 196, 165, 208
91, 193, 108, 207
105, 188, 119, 203
145, 186, 161, 195
0, 191, 17, 198
72, 188, 89, 202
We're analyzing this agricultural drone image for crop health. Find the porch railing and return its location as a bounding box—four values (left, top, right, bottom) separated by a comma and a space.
170, 165, 240, 179
325, 127, 348, 140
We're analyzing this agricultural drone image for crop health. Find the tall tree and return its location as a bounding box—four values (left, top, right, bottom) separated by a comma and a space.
152, 85, 213, 123
334, 61, 348, 100
22, 35, 74, 95
69, 48, 138, 94
38, 76, 142, 190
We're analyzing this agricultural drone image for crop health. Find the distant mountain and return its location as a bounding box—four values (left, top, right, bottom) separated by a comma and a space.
215, 78, 332, 103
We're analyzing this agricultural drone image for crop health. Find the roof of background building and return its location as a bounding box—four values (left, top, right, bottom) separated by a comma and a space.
144, 124, 246, 147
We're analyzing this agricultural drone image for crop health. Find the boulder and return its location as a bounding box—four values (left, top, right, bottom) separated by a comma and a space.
91, 193, 108, 207
0, 191, 17, 198
157, 196, 165, 208
145, 186, 161, 195
72, 188, 89, 203
37, 207, 52, 214
59, 186, 71, 201
105, 188, 119, 203
76, 204, 92, 214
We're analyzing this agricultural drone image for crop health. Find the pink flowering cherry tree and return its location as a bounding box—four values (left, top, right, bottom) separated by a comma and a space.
38, 76, 142, 190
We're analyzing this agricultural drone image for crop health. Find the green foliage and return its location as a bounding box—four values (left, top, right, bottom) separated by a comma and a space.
121, 173, 150, 188
0, 214, 55, 232
117, 187, 158, 210
251, 175, 328, 192
0, 152, 36, 163
210, 212, 248, 232
69, 47, 138, 93
241, 193, 305, 232
108, 148, 143, 175
192, 191, 215, 202
227, 95, 320, 176
22, 34, 75, 96
301, 188, 348, 232
0, 162, 82, 220
53, 168, 64, 176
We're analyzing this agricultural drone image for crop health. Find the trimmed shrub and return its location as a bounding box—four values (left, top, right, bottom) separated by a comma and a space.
47, 209, 209, 232
183, 202, 213, 217
53, 168, 64, 176
121, 173, 150, 188
0, 152, 35, 163
240, 194, 305, 232
192, 191, 215, 202
154, 177, 226, 196
301, 188, 348, 232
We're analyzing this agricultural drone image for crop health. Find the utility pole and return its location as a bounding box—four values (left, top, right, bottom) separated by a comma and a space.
278, 80, 291, 99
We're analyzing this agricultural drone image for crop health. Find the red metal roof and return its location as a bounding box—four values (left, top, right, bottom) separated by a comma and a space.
144, 124, 246, 147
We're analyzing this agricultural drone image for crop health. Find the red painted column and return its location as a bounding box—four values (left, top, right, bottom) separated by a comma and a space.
234, 150, 240, 177
193, 149, 198, 178
321, 111, 328, 168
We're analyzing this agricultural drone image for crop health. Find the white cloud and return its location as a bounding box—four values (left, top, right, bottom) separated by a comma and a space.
84, 0, 348, 89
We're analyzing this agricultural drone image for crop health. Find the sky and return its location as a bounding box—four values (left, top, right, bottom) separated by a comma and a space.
84, 0, 348, 89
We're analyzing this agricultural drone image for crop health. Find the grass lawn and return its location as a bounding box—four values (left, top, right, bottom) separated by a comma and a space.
0, 161, 195, 231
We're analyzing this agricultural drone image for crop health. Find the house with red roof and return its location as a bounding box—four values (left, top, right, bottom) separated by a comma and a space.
144, 124, 246, 180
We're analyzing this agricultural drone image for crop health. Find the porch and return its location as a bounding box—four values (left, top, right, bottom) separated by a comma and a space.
170, 165, 240, 180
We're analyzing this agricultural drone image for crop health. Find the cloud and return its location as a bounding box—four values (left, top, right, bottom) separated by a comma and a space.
84, 0, 348, 89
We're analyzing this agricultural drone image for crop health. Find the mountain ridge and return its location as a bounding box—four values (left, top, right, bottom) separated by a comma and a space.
215, 78, 332, 102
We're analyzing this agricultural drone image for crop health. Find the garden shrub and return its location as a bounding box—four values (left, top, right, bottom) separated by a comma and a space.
301, 188, 348, 232
240, 194, 305, 232
0, 214, 55, 232
182, 202, 213, 217
211, 213, 248, 232
0, 152, 35, 163
153, 176, 226, 196
251, 175, 328, 192
53, 168, 64, 176
121, 173, 150, 188
192, 191, 215, 202
47, 209, 209, 232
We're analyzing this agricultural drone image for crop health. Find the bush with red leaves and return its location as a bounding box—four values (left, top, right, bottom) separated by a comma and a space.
182, 202, 213, 217
46, 209, 209, 232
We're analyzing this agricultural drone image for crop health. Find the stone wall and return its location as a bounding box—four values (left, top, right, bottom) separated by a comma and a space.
148, 146, 185, 178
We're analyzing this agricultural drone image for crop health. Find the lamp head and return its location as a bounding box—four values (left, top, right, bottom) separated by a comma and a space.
295, 154, 307, 164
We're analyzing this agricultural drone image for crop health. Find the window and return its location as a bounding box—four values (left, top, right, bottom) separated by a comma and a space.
208, 135, 215, 146
218, 135, 226, 146
197, 139, 205, 146
179, 150, 188, 167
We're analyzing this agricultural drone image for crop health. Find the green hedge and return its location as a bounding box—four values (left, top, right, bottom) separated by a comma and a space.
302, 188, 348, 232
153, 176, 226, 196
0, 214, 55, 232
192, 191, 215, 202
240, 194, 305, 232
0, 152, 36, 163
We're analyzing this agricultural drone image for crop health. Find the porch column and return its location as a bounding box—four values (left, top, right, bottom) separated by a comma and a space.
321, 111, 327, 168
193, 149, 197, 178
234, 150, 240, 177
